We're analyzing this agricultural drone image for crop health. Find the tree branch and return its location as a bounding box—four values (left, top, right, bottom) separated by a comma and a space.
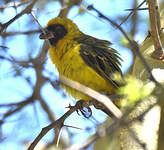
148, 0, 164, 60
0, 0, 37, 32
27, 106, 76, 150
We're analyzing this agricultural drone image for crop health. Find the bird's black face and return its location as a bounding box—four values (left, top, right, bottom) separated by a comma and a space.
39, 24, 67, 45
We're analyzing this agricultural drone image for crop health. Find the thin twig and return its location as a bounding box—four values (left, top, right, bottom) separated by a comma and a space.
0, 94, 35, 125
57, 128, 63, 147
119, 0, 146, 26
0, 0, 31, 10
0, 0, 37, 32
31, 11, 45, 34
125, 8, 148, 11
1, 30, 41, 37
27, 106, 76, 150
30, 11, 52, 49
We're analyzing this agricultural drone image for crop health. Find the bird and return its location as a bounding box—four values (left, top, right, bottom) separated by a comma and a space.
39, 17, 122, 117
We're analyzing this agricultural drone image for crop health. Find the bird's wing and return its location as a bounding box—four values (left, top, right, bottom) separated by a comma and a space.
76, 35, 122, 88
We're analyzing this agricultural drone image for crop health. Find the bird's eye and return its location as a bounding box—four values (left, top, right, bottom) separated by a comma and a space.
55, 25, 63, 31
47, 24, 67, 38
46, 24, 67, 45
55, 25, 66, 36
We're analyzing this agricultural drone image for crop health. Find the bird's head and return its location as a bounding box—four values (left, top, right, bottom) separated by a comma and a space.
39, 17, 80, 45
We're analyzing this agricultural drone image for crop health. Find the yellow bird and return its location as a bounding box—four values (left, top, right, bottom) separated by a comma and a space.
39, 17, 122, 115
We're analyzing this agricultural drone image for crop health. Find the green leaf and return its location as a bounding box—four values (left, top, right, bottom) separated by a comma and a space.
118, 76, 155, 108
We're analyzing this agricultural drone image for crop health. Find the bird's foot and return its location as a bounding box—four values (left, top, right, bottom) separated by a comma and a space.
75, 100, 92, 118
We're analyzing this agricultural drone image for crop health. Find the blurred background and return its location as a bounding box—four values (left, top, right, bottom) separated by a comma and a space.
0, 0, 159, 149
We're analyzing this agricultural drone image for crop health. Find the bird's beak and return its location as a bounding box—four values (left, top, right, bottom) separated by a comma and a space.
39, 31, 55, 40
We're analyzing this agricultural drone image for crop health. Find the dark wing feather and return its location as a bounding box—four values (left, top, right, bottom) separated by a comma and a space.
75, 34, 122, 88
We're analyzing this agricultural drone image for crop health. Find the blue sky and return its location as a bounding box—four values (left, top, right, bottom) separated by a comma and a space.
0, 0, 149, 149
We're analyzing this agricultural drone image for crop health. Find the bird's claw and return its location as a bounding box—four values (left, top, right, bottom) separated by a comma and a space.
75, 100, 92, 118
